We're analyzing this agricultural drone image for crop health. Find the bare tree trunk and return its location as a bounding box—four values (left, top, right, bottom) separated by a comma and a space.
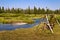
46, 14, 53, 33
56, 19, 60, 26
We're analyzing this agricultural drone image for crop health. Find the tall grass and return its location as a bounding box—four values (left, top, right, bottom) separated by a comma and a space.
0, 23, 60, 40
0, 13, 43, 24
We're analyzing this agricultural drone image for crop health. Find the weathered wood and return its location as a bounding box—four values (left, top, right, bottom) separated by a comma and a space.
56, 19, 60, 26
46, 14, 53, 33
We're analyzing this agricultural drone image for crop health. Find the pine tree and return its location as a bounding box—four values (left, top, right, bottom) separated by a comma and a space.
0, 7, 1, 13
34, 6, 37, 15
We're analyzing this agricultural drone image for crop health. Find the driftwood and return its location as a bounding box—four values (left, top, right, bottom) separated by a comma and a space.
46, 14, 53, 33
56, 19, 60, 26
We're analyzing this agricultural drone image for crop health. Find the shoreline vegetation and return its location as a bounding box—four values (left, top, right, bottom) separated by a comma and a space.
0, 13, 43, 24
0, 13, 60, 24
0, 7, 60, 24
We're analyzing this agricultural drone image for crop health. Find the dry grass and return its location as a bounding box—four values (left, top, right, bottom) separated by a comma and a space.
0, 23, 60, 40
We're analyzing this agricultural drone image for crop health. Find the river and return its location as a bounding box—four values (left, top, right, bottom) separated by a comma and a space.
0, 18, 47, 31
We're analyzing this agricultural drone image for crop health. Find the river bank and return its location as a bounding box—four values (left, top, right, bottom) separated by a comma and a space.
0, 13, 44, 24
12, 23, 27, 25
0, 23, 60, 40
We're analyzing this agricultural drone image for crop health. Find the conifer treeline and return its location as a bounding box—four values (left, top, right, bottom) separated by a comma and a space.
0, 6, 60, 14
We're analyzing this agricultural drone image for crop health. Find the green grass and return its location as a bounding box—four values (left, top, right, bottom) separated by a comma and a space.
0, 13, 43, 24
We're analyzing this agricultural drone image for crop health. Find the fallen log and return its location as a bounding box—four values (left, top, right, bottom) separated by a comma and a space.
46, 14, 53, 33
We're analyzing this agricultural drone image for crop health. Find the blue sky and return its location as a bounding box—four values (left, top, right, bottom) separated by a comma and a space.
0, 0, 60, 10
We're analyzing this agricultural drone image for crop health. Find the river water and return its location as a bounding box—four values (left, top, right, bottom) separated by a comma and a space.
0, 18, 47, 31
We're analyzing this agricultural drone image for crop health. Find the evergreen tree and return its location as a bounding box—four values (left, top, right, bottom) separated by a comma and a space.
34, 6, 37, 15
41, 8, 45, 14
2, 6, 4, 13
27, 6, 30, 14
11, 8, 15, 13
38, 8, 41, 14
7, 8, 10, 13
0, 7, 1, 13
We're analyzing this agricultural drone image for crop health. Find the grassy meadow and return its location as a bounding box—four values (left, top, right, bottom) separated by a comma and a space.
0, 13, 44, 24
0, 14, 60, 40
